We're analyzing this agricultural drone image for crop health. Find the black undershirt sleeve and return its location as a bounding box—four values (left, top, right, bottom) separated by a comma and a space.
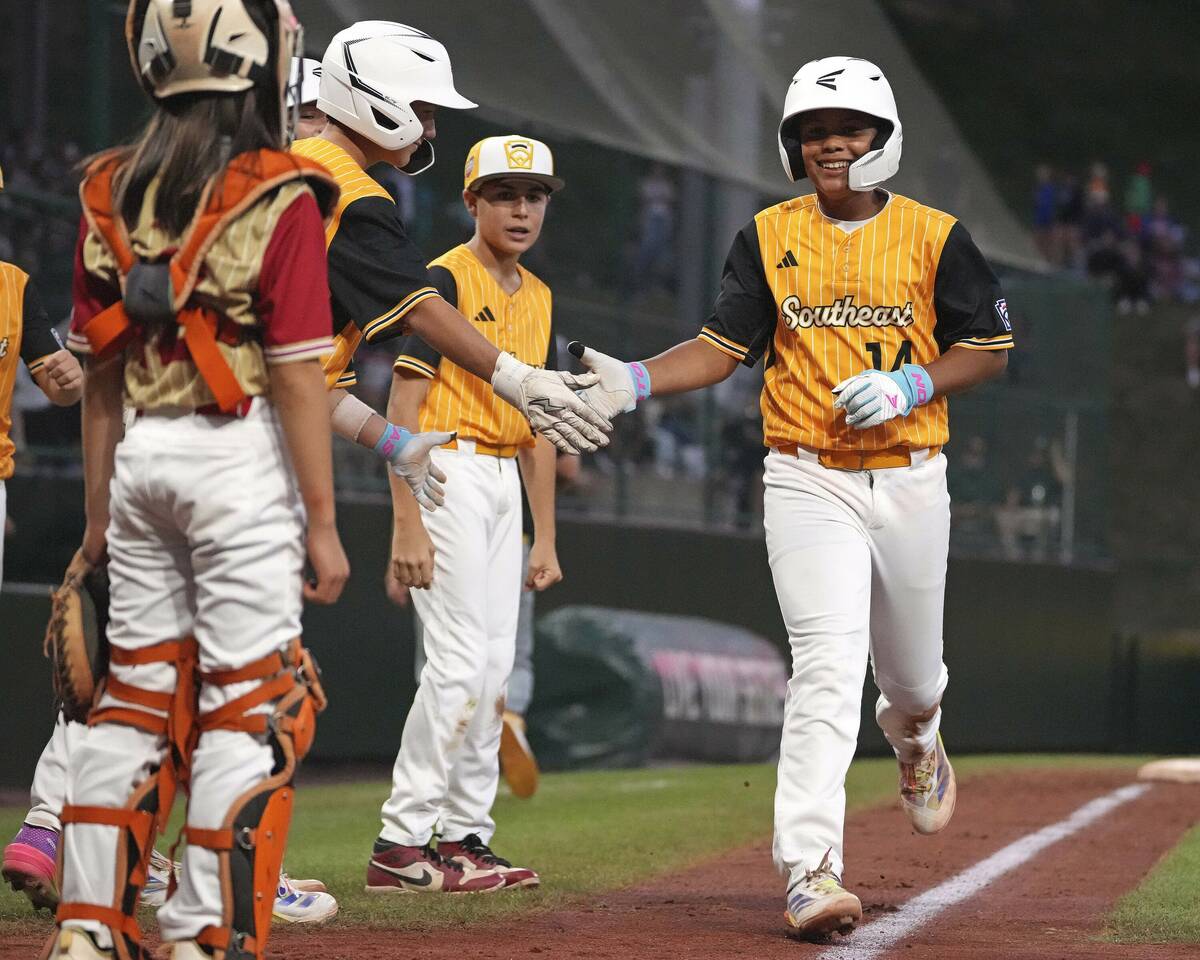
19, 279, 61, 370
699, 220, 777, 367
932, 221, 1014, 351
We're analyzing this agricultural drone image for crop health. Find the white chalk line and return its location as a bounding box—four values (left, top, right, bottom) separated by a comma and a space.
817, 782, 1152, 960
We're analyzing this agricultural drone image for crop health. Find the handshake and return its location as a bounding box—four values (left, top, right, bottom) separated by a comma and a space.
489, 342, 650, 453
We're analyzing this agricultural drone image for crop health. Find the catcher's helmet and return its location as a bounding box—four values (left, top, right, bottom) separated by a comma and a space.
317, 21, 476, 174
778, 56, 902, 191
126, 0, 302, 137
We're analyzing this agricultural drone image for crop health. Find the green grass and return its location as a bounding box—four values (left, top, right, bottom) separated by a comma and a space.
1108, 820, 1200, 944
0, 755, 1147, 935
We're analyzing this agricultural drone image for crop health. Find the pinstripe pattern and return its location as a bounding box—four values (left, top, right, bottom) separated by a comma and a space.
0, 262, 30, 479
292, 137, 439, 387
397, 244, 551, 448
77, 182, 316, 410
702, 194, 1010, 451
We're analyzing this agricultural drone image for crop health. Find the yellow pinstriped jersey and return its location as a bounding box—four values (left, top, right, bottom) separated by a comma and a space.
290, 138, 439, 389
394, 244, 557, 448
1, 264, 60, 479
699, 193, 1013, 451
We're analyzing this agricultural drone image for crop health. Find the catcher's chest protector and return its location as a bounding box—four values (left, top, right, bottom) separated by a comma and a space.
77, 149, 337, 412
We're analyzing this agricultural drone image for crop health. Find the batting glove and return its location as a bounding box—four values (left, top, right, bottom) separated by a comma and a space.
566, 341, 652, 419
491, 352, 612, 454
832, 364, 933, 430
376, 425, 455, 511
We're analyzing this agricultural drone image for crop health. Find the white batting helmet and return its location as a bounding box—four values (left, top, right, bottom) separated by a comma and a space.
777, 56, 902, 191
288, 57, 322, 107
318, 21, 475, 173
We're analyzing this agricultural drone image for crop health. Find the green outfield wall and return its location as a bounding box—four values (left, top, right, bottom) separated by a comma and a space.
0, 480, 1192, 789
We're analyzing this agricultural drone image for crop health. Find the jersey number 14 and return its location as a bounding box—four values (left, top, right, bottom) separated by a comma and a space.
866, 339, 912, 372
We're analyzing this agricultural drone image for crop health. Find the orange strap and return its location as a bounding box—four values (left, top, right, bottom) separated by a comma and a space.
198, 925, 258, 956
82, 302, 138, 360
88, 706, 168, 736
105, 676, 173, 713
201, 639, 301, 686
184, 826, 251, 851
109, 638, 198, 667
178, 307, 248, 413
56, 903, 142, 941
60, 806, 154, 832
198, 673, 296, 733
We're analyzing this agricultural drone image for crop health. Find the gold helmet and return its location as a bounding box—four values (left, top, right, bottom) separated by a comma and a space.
126, 0, 302, 133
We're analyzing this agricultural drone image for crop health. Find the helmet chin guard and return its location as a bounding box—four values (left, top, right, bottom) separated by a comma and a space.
777, 56, 902, 192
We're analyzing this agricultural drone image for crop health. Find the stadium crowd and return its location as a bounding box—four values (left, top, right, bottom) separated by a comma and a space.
1032, 160, 1198, 312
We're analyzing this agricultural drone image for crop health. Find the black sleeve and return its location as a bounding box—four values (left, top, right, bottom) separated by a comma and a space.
697, 221, 776, 367
391, 264, 455, 377
20, 278, 62, 373
326, 196, 440, 344
932, 221, 1015, 352
544, 315, 561, 371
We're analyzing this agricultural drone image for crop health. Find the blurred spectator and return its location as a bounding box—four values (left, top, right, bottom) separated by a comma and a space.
632, 163, 677, 292
720, 401, 765, 529
1033, 154, 1199, 309
1032, 163, 1057, 260
1185, 315, 1200, 390
1124, 161, 1153, 233
949, 435, 1003, 547
996, 436, 1070, 562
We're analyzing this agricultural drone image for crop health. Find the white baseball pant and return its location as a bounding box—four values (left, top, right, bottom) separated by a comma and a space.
414, 537, 535, 716
61, 400, 306, 947
764, 447, 950, 884
381, 442, 522, 846
25, 713, 86, 831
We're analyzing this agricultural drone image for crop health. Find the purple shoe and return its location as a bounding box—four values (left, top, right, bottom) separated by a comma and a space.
2, 823, 59, 910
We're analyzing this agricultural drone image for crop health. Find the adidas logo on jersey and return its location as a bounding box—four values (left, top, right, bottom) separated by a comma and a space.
474, 306, 497, 324
780, 294, 914, 331
776, 250, 799, 269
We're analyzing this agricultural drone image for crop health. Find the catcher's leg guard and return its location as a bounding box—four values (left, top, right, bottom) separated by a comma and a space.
185, 640, 326, 960
48, 639, 199, 960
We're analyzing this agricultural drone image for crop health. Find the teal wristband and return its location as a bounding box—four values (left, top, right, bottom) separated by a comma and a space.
374, 423, 413, 461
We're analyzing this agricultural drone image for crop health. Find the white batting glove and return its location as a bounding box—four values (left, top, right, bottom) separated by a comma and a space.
566, 341, 652, 419
831, 365, 932, 430
378, 427, 455, 510
491, 352, 611, 454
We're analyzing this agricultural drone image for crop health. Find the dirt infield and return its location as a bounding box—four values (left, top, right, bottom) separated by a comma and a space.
3, 768, 1197, 959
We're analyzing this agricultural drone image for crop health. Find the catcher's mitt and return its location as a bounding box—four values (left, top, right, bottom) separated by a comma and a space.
43, 549, 110, 723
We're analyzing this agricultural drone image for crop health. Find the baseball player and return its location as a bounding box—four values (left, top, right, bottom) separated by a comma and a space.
4, 710, 337, 924
571, 57, 1013, 938
289, 57, 327, 140
370, 134, 568, 893
291, 20, 610, 469
0, 166, 84, 592
47, 2, 349, 958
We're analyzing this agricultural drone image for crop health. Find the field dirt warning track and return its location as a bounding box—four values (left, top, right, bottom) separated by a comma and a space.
1, 769, 1196, 959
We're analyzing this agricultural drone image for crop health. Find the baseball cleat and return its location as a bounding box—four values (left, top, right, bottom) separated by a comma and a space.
898, 731, 957, 835
784, 849, 862, 939
273, 873, 339, 923
499, 711, 539, 799
165, 941, 210, 959
138, 849, 175, 907
3, 822, 59, 910
438, 833, 540, 889
365, 839, 505, 894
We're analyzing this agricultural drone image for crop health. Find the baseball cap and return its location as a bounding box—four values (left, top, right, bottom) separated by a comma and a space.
463, 135, 564, 193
